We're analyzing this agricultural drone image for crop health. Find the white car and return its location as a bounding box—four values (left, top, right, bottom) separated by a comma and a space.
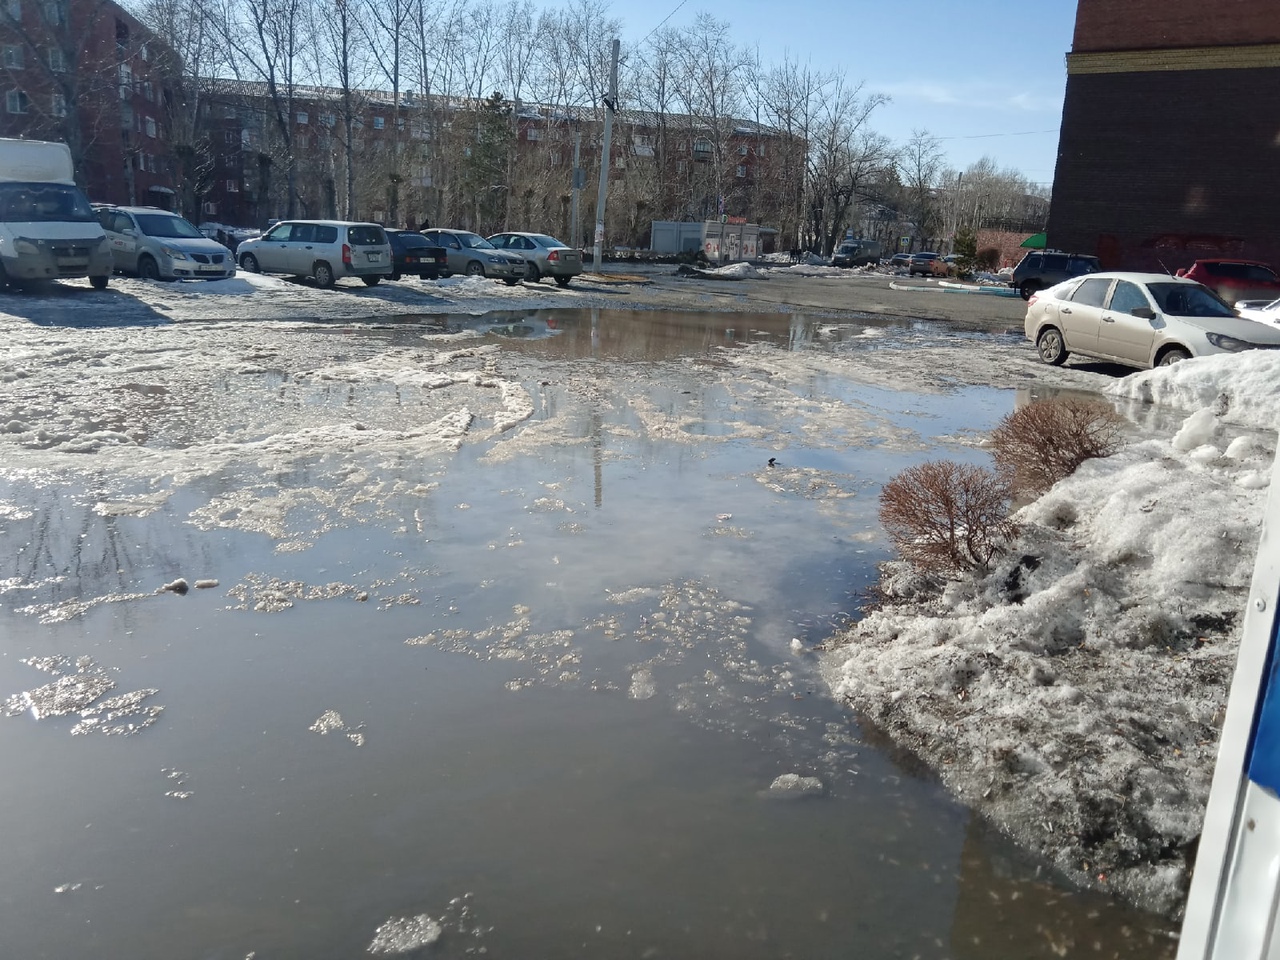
96, 205, 235, 281
1025, 271, 1280, 369
237, 220, 391, 288
1236, 297, 1280, 325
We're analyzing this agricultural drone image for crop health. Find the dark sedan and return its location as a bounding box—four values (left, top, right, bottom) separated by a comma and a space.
386, 229, 447, 281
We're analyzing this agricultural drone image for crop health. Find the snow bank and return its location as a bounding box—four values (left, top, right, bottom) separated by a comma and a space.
1106, 351, 1280, 431
823, 358, 1280, 918
702, 262, 763, 280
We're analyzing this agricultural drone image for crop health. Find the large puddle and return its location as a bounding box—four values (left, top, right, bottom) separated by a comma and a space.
0, 308, 1177, 957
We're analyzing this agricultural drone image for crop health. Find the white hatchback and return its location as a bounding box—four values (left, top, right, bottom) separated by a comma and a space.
1024, 271, 1280, 369
236, 220, 392, 288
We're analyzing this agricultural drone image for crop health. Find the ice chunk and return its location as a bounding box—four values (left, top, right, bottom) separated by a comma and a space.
763, 773, 824, 799
368, 914, 442, 954
1171, 408, 1217, 451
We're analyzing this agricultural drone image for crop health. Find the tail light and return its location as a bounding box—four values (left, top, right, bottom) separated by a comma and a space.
1027, 293, 1040, 306
342, 243, 352, 265
547, 250, 559, 262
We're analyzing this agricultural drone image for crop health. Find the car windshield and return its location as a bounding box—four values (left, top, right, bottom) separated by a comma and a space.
0, 182, 95, 223
458, 233, 495, 249
348, 225, 386, 245
1148, 282, 1236, 318
394, 233, 432, 248
531, 235, 567, 248
135, 214, 204, 239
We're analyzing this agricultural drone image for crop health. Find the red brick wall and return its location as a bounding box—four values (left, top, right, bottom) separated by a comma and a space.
1074, 0, 1280, 51
1047, 66, 1280, 273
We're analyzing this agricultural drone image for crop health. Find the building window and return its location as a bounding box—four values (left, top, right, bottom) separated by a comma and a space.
735, 163, 746, 178
51, 91, 65, 117
396, 116, 405, 131
2, 45, 22, 69
320, 113, 334, 127
676, 160, 688, 174
226, 179, 239, 192
526, 127, 541, 141
144, 153, 155, 172
118, 63, 132, 98
5, 89, 28, 113
737, 144, 747, 156
46, 47, 64, 71
203, 201, 217, 215
144, 116, 156, 137
756, 142, 766, 157
372, 116, 384, 130
296, 110, 307, 124
142, 81, 153, 101
220, 104, 236, 119
5, 0, 19, 20
139, 43, 148, 61
42, 0, 64, 24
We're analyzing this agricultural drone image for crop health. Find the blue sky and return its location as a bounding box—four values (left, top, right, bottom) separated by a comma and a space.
561, 0, 1079, 185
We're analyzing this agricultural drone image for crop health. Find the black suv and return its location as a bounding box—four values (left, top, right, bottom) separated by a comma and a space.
1011, 251, 1100, 300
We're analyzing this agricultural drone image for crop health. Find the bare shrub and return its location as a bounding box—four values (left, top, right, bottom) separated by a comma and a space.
989, 397, 1124, 494
879, 460, 1018, 575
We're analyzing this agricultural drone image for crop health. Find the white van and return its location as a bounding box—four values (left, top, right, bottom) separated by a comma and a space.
0, 138, 113, 289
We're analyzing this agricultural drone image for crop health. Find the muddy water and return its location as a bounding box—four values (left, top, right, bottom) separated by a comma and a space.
0, 308, 1176, 958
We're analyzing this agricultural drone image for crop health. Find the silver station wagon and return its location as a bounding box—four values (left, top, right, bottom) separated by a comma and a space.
236, 220, 392, 288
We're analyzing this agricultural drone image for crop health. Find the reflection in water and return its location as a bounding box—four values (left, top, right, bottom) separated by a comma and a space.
0, 307, 1180, 957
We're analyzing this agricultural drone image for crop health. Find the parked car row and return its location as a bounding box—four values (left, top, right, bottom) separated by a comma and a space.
81, 208, 587, 291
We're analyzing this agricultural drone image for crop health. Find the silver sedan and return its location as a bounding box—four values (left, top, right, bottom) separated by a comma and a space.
487, 232, 583, 286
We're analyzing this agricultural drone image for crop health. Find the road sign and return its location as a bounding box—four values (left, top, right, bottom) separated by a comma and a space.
720, 214, 728, 224
1179, 461, 1280, 958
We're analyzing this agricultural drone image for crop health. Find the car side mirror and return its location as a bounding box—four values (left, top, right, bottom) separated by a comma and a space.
1131, 306, 1155, 320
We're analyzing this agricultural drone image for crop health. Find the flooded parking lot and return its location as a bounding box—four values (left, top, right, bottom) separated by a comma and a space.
0, 307, 1178, 957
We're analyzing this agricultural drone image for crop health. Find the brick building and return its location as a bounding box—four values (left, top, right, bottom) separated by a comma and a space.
0, 0, 177, 206
1047, 0, 1280, 271
198, 82, 794, 243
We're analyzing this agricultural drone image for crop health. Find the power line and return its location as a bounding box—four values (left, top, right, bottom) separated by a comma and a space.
641, 0, 691, 43
935, 129, 1059, 141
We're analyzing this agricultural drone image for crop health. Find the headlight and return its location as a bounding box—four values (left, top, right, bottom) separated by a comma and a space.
160, 246, 189, 260
14, 239, 40, 255
1206, 332, 1250, 352
485, 255, 503, 264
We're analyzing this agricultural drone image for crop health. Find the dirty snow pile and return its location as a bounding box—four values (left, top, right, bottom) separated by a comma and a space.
701, 261, 764, 280
822, 350, 1280, 918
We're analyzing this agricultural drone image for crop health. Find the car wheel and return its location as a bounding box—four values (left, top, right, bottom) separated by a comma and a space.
524, 263, 540, 283
554, 275, 571, 288
138, 255, 161, 280
362, 275, 382, 287
240, 253, 260, 273
1158, 347, 1191, 366
1019, 280, 1039, 301
465, 261, 485, 277
89, 275, 109, 290
1035, 327, 1069, 365
314, 261, 336, 289
502, 278, 519, 286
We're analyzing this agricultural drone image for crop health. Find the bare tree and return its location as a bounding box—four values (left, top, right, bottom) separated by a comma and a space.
210, 0, 311, 218
898, 128, 944, 246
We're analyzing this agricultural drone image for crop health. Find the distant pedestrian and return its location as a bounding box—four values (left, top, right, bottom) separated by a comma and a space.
418, 217, 431, 231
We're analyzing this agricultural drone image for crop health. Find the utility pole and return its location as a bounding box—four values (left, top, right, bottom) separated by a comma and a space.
569, 126, 582, 249
592, 38, 619, 270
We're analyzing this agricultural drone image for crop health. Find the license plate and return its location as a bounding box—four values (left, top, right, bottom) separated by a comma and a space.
56, 258, 87, 268
366, 252, 381, 262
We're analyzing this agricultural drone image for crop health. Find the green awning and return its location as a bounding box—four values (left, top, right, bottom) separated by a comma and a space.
1020, 232, 1047, 249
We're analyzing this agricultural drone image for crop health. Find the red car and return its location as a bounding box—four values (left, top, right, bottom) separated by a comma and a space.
1175, 259, 1280, 305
